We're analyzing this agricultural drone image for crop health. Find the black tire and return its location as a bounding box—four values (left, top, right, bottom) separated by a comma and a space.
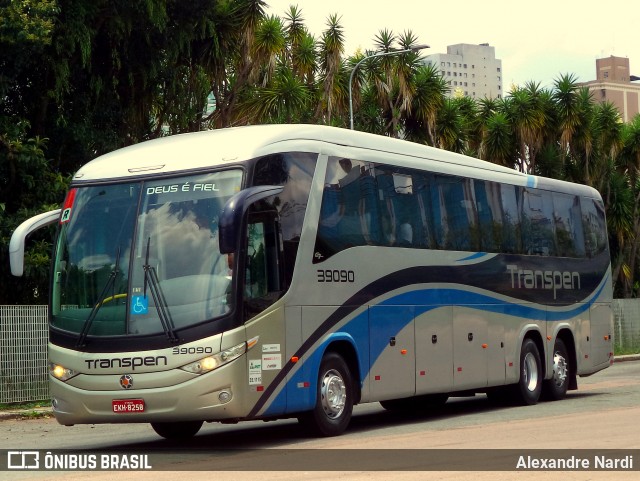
511, 338, 542, 405
542, 338, 570, 401
380, 394, 448, 412
151, 420, 203, 440
298, 352, 354, 437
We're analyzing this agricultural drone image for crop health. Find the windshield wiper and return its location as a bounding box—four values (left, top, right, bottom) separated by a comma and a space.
76, 247, 121, 348
143, 237, 179, 343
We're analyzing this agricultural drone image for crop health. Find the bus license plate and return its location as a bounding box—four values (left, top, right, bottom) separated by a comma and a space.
112, 399, 145, 413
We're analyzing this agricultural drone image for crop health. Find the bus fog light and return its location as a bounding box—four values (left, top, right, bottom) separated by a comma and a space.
219, 391, 232, 403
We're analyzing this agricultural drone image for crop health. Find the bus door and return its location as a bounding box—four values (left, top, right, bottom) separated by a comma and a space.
242, 211, 288, 414
369, 306, 415, 400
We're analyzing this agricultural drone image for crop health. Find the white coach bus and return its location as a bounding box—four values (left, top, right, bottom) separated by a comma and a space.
10, 125, 613, 439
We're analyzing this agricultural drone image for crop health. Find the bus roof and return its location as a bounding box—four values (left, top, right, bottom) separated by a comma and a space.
72, 124, 600, 198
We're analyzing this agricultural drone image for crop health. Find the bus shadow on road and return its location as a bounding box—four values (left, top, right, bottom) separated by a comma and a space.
115, 391, 607, 452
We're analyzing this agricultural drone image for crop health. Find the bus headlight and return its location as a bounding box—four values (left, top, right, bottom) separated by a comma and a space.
49, 363, 77, 382
180, 341, 248, 375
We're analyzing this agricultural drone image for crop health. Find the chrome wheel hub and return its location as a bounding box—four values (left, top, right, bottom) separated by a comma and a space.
552, 351, 568, 387
523, 352, 539, 392
320, 369, 346, 419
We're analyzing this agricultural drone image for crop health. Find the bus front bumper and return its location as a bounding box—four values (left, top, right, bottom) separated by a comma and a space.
49, 359, 254, 425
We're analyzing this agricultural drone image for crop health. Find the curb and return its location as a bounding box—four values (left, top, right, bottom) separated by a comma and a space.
613, 353, 640, 362
1, 356, 638, 421
0, 407, 54, 421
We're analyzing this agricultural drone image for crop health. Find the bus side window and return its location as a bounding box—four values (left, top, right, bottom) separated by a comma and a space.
436, 175, 477, 251
414, 174, 436, 249
553, 192, 585, 258
314, 157, 379, 260
522, 189, 556, 256
376, 170, 400, 246
582, 198, 607, 258
473, 180, 495, 252
499, 184, 522, 254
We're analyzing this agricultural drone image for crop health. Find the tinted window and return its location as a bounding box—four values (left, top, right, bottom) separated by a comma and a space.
499, 183, 522, 254
474, 180, 502, 252
435, 175, 477, 251
521, 189, 556, 256
553, 192, 586, 257
314, 157, 604, 261
582, 198, 608, 257
253, 152, 317, 285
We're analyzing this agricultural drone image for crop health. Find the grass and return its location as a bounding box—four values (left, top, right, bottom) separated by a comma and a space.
614, 346, 640, 356
0, 400, 50, 411
0, 400, 53, 419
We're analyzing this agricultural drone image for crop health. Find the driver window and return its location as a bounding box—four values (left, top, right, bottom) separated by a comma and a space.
246, 222, 268, 299
243, 215, 283, 319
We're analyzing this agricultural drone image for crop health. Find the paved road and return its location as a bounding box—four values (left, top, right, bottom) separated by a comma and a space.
2, 360, 640, 481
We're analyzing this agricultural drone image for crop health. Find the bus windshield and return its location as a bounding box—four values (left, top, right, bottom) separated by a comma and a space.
51, 170, 243, 339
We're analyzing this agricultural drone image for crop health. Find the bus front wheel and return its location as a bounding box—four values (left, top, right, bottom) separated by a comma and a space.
151, 420, 203, 440
512, 338, 542, 405
299, 352, 353, 437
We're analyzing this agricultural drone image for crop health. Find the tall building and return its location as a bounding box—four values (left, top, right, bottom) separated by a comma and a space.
582, 56, 640, 122
423, 43, 503, 99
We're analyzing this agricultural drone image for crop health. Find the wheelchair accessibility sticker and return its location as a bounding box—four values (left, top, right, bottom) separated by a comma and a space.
131, 296, 148, 315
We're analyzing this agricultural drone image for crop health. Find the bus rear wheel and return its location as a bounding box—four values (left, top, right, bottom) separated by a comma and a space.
299, 352, 353, 437
542, 338, 570, 401
512, 338, 542, 405
151, 420, 203, 440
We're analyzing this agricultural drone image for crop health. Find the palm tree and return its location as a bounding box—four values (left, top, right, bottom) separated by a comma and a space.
207, 0, 270, 127
480, 110, 514, 167
502, 86, 545, 172
314, 14, 345, 123
453, 95, 480, 155
404, 62, 448, 145
283, 5, 316, 84
554, 73, 583, 153
252, 15, 286, 87
616, 115, 640, 296
606, 168, 634, 295
237, 66, 310, 123
586, 101, 623, 188
435, 98, 465, 151
364, 29, 423, 137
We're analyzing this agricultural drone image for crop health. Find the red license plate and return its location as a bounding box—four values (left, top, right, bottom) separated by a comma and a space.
112, 399, 145, 413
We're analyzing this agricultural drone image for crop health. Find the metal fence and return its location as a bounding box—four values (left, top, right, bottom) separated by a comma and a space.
0, 305, 49, 403
1, 302, 639, 404
613, 299, 640, 352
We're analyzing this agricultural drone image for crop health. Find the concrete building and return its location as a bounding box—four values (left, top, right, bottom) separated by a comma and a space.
582, 56, 640, 122
423, 43, 503, 99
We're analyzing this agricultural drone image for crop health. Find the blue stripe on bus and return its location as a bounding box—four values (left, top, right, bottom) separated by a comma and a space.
456, 252, 489, 262
260, 277, 608, 417
527, 175, 536, 188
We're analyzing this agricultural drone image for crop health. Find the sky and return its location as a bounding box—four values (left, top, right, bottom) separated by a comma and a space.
265, 0, 640, 91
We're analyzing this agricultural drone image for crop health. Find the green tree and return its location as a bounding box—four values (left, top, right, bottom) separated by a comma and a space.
403, 62, 448, 145
314, 14, 345, 124
0, 120, 68, 304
